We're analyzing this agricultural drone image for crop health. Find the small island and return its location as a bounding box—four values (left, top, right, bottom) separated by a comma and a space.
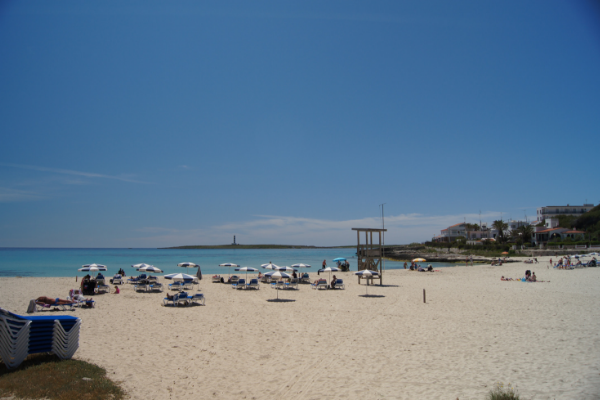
160, 244, 355, 249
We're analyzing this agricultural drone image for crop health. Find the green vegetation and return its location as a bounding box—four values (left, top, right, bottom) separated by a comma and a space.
162, 244, 356, 249
486, 382, 520, 400
542, 205, 600, 243
0, 354, 125, 400
492, 220, 509, 243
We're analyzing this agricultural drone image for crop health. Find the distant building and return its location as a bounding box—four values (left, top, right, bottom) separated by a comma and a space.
537, 204, 594, 222
434, 222, 499, 242
232, 235, 237, 246
534, 228, 585, 244
434, 220, 530, 243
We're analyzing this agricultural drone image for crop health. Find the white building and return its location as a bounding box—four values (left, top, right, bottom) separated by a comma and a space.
537, 204, 594, 222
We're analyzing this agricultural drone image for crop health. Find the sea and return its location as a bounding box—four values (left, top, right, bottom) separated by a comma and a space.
0, 248, 458, 277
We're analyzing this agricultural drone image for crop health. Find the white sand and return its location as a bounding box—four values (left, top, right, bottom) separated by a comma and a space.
1, 256, 600, 399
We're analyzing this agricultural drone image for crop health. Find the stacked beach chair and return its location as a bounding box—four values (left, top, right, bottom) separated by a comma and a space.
0, 307, 81, 369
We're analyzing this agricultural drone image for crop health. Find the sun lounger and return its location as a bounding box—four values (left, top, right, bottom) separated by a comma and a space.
189, 293, 205, 306
95, 284, 110, 294
332, 279, 345, 290
34, 299, 76, 312
300, 273, 310, 284
0, 307, 81, 369
134, 284, 149, 292
212, 275, 221, 283
233, 278, 246, 289
127, 274, 147, 284
169, 282, 184, 291
176, 292, 190, 307
311, 280, 328, 290
247, 278, 260, 290
182, 281, 195, 290
150, 282, 163, 292
285, 280, 298, 290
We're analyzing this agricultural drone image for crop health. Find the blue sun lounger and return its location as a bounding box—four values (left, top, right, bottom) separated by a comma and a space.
0, 307, 81, 369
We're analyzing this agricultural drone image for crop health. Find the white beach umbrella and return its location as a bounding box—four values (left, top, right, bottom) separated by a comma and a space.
265, 271, 292, 300
78, 265, 107, 272
219, 263, 239, 277
291, 263, 311, 269
177, 261, 199, 276
261, 263, 280, 270
273, 266, 297, 273
81, 263, 107, 269
318, 266, 340, 281
164, 273, 196, 282
235, 267, 259, 281
137, 265, 163, 273
354, 269, 379, 295
132, 263, 153, 269
178, 262, 199, 268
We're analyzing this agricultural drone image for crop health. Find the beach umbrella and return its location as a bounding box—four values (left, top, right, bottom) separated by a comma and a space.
318, 266, 340, 281
178, 262, 199, 268
261, 263, 280, 269
333, 258, 346, 262
177, 261, 199, 277
219, 263, 239, 277
265, 271, 292, 300
78, 264, 107, 272
132, 263, 152, 269
412, 258, 426, 262
291, 263, 311, 269
355, 269, 379, 295
273, 266, 297, 272
137, 265, 163, 273
235, 266, 259, 280
164, 273, 195, 282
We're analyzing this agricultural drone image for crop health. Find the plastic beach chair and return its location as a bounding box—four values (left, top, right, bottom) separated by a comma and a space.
189, 293, 205, 306
332, 279, 345, 290
233, 278, 246, 290
34, 299, 76, 312
0, 307, 81, 369
311, 280, 328, 290
176, 292, 190, 307
247, 279, 260, 290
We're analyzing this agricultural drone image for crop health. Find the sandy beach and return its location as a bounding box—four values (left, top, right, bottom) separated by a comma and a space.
1, 256, 599, 400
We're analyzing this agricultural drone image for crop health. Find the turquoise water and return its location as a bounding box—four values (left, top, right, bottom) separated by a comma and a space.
0, 248, 457, 277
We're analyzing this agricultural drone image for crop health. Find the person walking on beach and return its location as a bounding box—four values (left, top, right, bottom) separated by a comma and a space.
469, 255, 473, 266
322, 260, 327, 269
404, 262, 407, 269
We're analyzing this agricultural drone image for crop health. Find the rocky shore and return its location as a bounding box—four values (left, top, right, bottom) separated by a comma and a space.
386, 248, 518, 264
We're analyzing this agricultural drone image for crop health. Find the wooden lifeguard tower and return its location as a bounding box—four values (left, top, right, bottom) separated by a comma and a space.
352, 228, 386, 285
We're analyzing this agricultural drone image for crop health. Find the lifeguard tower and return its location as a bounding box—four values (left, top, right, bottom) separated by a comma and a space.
352, 228, 386, 285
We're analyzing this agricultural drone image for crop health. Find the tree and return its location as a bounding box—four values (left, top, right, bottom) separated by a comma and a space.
516, 224, 534, 243
492, 220, 509, 243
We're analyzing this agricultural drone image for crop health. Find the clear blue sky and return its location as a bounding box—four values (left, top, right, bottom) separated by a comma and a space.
1, 1, 599, 247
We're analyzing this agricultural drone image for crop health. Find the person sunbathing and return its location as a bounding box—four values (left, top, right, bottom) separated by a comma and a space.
35, 296, 76, 306
330, 275, 337, 289
313, 278, 326, 285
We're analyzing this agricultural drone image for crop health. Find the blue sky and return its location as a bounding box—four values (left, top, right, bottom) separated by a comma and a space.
1, 1, 599, 247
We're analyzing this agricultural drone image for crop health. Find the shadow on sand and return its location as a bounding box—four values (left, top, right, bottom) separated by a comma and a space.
358, 294, 386, 298
267, 298, 296, 303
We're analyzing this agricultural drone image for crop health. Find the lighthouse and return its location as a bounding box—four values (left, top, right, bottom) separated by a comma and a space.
232, 235, 237, 246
